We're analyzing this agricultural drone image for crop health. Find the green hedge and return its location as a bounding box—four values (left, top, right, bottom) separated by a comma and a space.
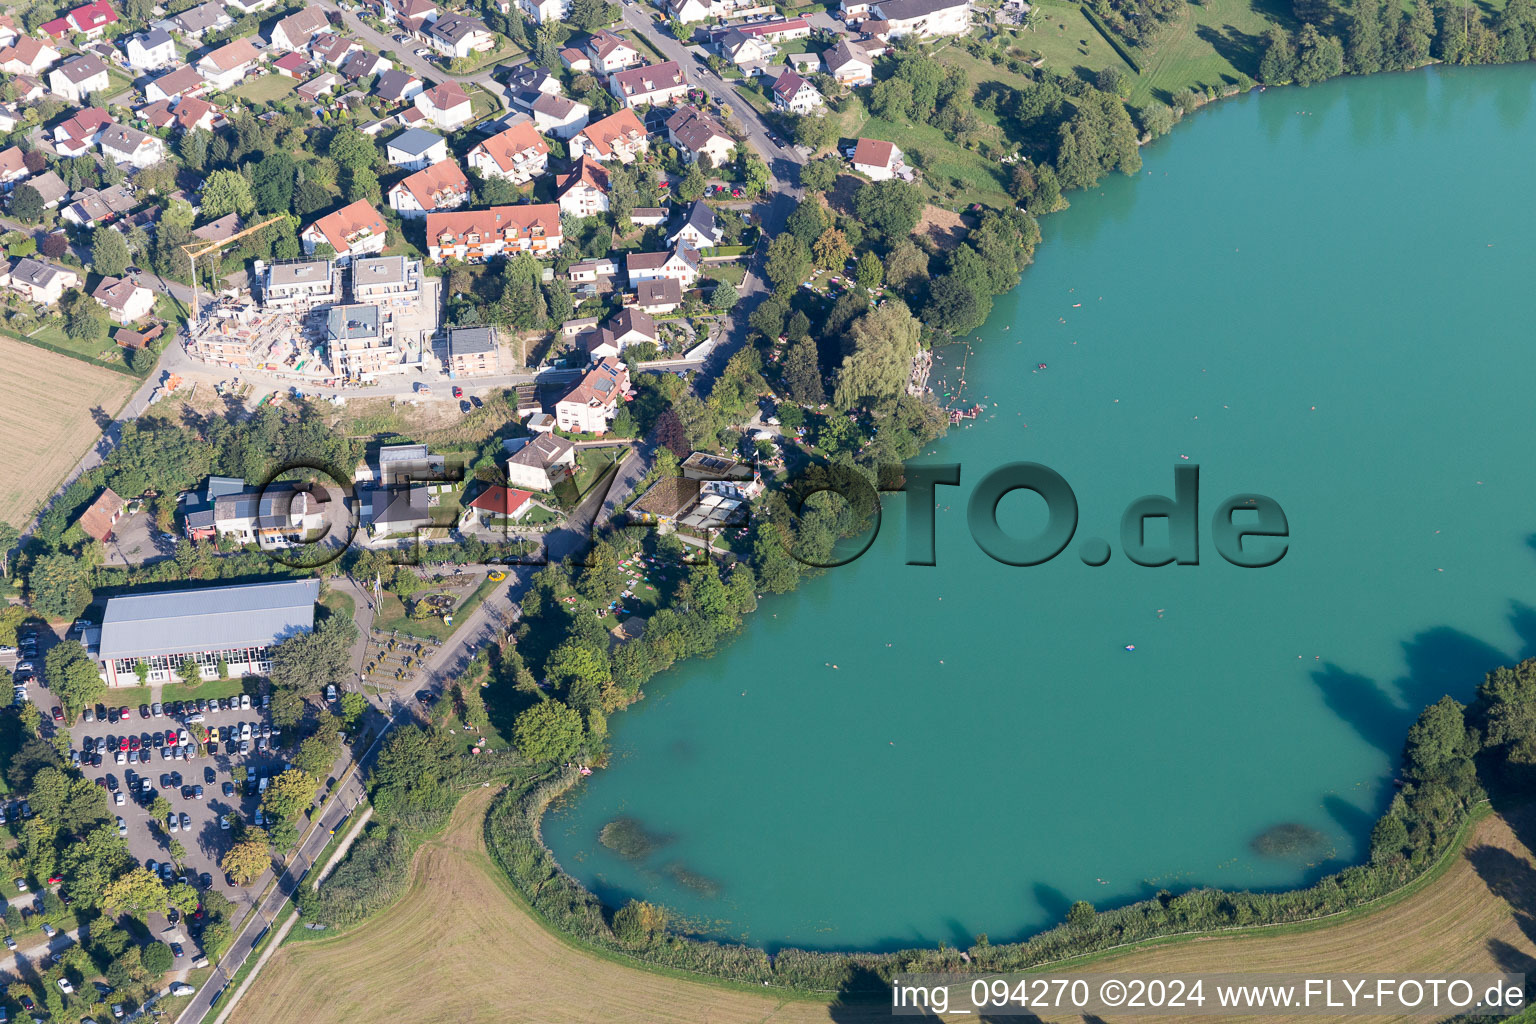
1079, 5, 1143, 73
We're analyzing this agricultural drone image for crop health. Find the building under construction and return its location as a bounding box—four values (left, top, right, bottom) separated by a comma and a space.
186, 299, 336, 382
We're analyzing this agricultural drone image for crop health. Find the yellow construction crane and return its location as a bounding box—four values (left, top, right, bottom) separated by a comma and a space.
181, 214, 288, 321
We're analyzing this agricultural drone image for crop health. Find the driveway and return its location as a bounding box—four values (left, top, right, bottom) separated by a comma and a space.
101, 512, 176, 569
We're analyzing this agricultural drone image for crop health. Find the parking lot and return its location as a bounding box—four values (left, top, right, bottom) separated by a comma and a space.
68, 689, 288, 916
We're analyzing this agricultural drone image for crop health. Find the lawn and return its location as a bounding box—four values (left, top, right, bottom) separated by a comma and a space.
551, 447, 626, 508
230, 73, 297, 106
842, 101, 1012, 207
102, 676, 255, 708
370, 576, 497, 642
1126, 0, 1287, 104
319, 588, 355, 622
452, 39, 527, 74
701, 262, 747, 287
25, 314, 126, 366
0, 335, 138, 529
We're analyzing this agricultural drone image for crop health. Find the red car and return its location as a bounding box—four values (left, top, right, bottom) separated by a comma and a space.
47, 874, 61, 884
452, 386, 463, 398
120, 706, 131, 720
129, 736, 140, 751
51, 707, 63, 722
118, 737, 130, 752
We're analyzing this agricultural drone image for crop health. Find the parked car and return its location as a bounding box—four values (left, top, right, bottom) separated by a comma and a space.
204, 767, 216, 784
179, 812, 191, 831
151, 702, 163, 717
167, 814, 179, 833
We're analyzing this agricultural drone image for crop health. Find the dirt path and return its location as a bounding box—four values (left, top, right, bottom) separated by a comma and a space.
227, 792, 1536, 1024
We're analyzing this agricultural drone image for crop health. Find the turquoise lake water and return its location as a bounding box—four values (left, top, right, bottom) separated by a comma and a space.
545, 64, 1536, 952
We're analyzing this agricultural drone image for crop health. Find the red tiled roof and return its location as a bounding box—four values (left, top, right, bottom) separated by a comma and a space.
419, 80, 470, 111
578, 109, 646, 158
468, 485, 532, 516
852, 137, 896, 168
78, 486, 124, 542
395, 159, 467, 211
427, 204, 560, 246
470, 122, 548, 174
306, 199, 386, 254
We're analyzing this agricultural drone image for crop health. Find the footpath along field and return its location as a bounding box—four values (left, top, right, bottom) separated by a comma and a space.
228, 790, 1536, 1024
0, 335, 136, 528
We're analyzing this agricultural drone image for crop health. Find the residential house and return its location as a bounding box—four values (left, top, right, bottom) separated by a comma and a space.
555, 155, 609, 218
374, 68, 422, 103
666, 0, 760, 22
554, 356, 630, 434
52, 107, 112, 157
567, 257, 617, 283
339, 49, 390, 81
0, 107, 19, 135
608, 61, 687, 109
374, 443, 444, 486
99, 123, 166, 169
413, 81, 473, 131
160, 1, 233, 41
270, 7, 330, 51
295, 73, 340, 101
47, 55, 108, 103
385, 126, 447, 169
633, 277, 683, 313
125, 28, 176, 70
466, 121, 549, 184
40, 0, 119, 41
0, 15, 16, 49
714, 29, 773, 68
0, 257, 80, 305
359, 486, 431, 540
729, 16, 812, 43
520, 94, 586, 140
77, 487, 126, 543
507, 64, 560, 102
630, 206, 665, 227
518, 0, 568, 22
666, 105, 733, 167
771, 68, 823, 114
461, 485, 532, 527
193, 213, 242, 245
197, 37, 261, 91
387, 159, 469, 218
584, 29, 641, 73
91, 275, 155, 324
558, 46, 591, 73
824, 39, 875, 86
226, 0, 279, 13
301, 199, 388, 261
0, 38, 61, 76
626, 245, 700, 289
169, 95, 219, 132
850, 137, 907, 180
271, 51, 313, 78
425, 204, 562, 262
444, 325, 503, 376
212, 485, 327, 547
570, 108, 648, 163
504, 432, 576, 492
426, 13, 494, 59
61, 185, 135, 227
669, 200, 720, 251
579, 307, 656, 361
309, 33, 361, 66
869, 0, 971, 36
0, 147, 28, 186
25, 172, 67, 210
144, 64, 204, 103
256, 258, 340, 311
390, 0, 439, 33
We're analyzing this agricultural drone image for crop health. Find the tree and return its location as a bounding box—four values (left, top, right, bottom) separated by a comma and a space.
293, 718, 342, 778
44, 641, 106, 721
764, 235, 811, 293
1403, 696, 1474, 781
326, 125, 378, 173
678, 161, 706, 203
9, 185, 43, 223
248, 149, 296, 214
513, 700, 585, 763
855, 250, 883, 290
28, 552, 90, 619
40, 232, 69, 260
166, 882, 200, 917
222, 837, 271, 885
1259, 29, 1298, 83
832, 300, 922, 410
1347, 0, 1385, 72
179, 129, 209, 171
1294, 24, 1345, 85
100, 868, 169, 918
64, 299, 106, 343
92, 226, 131, 278
710, 280, 739, 311
781, 336, 826, 405
199, 169, 255, 220
800, 157, 839, 193
1066, 900, 1096, 928
792, 113, 837, 151
813, 228, 852, 271
260, 769, 319, 821
854, 180, 925, 244
339, 690, 367, 729
141, 941, 173, 977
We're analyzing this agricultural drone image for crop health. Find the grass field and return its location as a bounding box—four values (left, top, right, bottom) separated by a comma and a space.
230, 73, 297, 105
0, 335, 137, 529
228, 790, 1536, 1024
